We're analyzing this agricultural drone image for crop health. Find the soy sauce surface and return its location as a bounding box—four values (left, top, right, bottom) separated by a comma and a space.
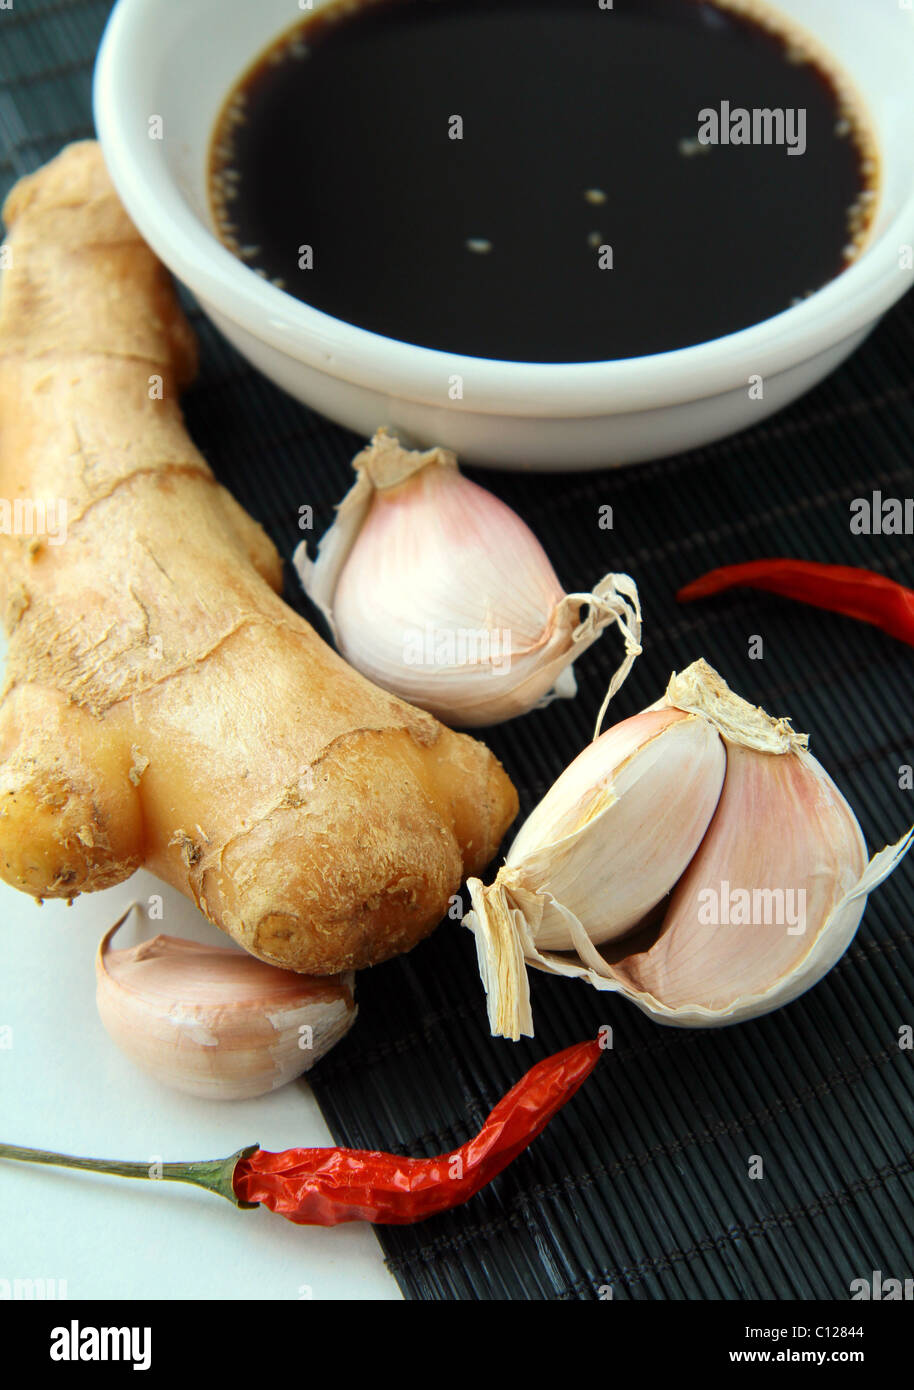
211, 0, 875, 363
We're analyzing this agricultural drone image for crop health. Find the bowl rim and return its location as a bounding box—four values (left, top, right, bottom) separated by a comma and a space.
93, 0, 914, 419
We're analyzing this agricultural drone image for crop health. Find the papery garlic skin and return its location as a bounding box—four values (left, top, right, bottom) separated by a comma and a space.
466, 659, 913, 1039
96, 912, 356, 1100
293, 429, 641, 727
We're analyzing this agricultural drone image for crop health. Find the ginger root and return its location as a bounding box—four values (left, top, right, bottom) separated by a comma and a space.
0, 143, 517, 973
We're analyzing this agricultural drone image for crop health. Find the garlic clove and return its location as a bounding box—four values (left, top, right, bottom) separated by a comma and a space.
330, 451, 564, 717
293, 429, 641, 727
96, 908, 356, 1100
608, 742, 867, 1018
507, 707, 726, 944
465, 705, 727, 1037
466, 659, 914, 1039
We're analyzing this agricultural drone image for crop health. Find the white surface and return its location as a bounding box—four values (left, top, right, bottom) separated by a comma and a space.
92, 0, 914, 467
0, 870, 401, 1301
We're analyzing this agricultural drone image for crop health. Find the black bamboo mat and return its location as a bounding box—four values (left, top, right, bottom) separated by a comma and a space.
3, 0, 914, 1302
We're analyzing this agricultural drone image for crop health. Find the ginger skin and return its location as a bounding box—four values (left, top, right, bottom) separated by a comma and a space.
0, 143, 517, 973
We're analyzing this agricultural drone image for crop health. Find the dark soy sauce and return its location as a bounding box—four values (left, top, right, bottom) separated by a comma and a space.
211, 0, 877, 364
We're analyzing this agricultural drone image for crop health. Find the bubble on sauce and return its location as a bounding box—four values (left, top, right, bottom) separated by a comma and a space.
677, 136, 711, 158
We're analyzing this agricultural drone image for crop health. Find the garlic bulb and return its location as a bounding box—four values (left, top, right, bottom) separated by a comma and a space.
96, 907, 356, 1099
465, 659, 913, 1039
293, 429, 641, 726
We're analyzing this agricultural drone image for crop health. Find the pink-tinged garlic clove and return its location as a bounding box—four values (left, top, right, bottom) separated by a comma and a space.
608, 742, 868, 1020
293, 429, 641, 727
96, 911, 356, 1100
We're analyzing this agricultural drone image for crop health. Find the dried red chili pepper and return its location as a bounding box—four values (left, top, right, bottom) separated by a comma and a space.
0, 1036, 601, 1226
234, 1036, 602, 1225
678, 559, 914, 647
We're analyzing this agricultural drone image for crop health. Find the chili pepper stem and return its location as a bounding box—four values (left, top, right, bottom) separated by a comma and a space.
0, 1142, 260, 1209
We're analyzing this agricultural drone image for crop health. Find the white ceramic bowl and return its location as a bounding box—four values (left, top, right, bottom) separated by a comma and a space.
94, 0, 914, 471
